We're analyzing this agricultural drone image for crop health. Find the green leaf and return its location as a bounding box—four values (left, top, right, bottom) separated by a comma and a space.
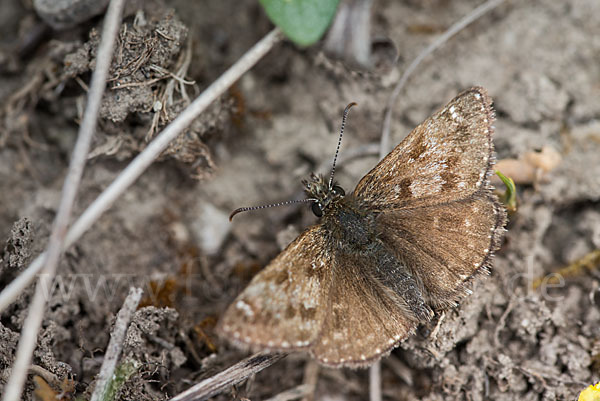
496, 170, 517, 213
103, 359, 141, 401
260, 0, 340, 46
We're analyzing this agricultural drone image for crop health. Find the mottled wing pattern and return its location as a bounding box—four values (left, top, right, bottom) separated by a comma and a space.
353, 86, 506, 307
354, 87, 495, 210
219, 226, 333, 350
377, 193, 506, 308
310, 252, 418, 367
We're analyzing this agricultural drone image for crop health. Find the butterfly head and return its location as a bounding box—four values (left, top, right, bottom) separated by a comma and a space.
302, 173, 345, 217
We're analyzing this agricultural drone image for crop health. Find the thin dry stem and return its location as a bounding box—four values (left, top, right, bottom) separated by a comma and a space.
369, 361, 382, 401
0, 28, 282, 316
379, 0, 506, 158
1, 1, 127, 400
300, 360, 319, 401
90, 287, 143, 401
169, 353, 287, 401
265, 384, 313, 401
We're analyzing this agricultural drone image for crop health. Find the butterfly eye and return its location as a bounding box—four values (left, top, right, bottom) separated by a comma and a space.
311, 203, 323, 217
332, 185, 345, 196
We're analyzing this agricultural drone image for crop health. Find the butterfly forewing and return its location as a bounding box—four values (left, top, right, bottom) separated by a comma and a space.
218, 226, 333, 350
354, 87, 495, 210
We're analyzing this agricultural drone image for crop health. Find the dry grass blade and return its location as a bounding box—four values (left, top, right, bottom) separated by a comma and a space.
89, 287, 143, 401
1, 1, 127, 400
379, 0, 506, 158
169, 353, 287, 401
369, 361, 382, 401
0, 28, 283, 315
265, 384, 313, 401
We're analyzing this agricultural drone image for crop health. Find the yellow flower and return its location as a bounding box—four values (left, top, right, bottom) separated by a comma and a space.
579, 382, 600, 401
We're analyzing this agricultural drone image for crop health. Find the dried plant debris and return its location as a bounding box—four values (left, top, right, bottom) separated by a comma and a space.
494, 145, 562, 187
122, 307, 186, 372
63, 10, 188, 122
0, 217, 34, 276
63, 10, 229, 179
112, 307, 186, 398
0, 323, 19, 385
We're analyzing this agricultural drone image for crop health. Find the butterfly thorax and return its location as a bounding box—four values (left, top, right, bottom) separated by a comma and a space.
302, 173, 346, 218
303, 173, 378, 251
324, 197, 378, 253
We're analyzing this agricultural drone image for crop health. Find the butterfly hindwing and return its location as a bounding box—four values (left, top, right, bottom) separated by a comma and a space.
310, 251, 419, 367
377, 193, 506, 308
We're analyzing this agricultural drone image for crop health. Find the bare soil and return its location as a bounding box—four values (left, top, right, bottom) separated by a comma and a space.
1, 0, 599, 400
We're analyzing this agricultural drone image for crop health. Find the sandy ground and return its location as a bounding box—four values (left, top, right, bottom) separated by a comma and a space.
1, 0, 600, 399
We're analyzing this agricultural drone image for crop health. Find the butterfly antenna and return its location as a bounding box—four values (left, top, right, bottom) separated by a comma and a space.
229, 198, 317, 221
328, 102, 357, 189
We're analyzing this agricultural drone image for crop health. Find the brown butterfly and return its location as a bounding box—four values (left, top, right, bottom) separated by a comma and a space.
218, 87, 507, 368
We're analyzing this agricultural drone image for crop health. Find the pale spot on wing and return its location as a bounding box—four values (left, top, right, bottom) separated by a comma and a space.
449, 105, 460, 120
353, 87, 497, 212
410, 173, 445, 197
236, 300, 254, 317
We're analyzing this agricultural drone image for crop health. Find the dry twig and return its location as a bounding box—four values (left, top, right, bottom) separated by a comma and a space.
300, 360, 319, 401
169, 353, 287, 401
265, 384, 313, 401
369, 361, 382, 401
90, 287, 143, 401
0, 28, 283, 317
1, 1, 127, 400
379, 0, 506, 158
